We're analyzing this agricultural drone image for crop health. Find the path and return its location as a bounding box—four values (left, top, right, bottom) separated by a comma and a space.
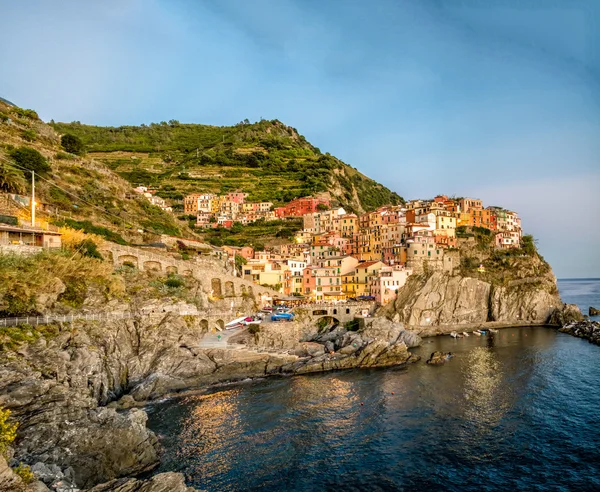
198, 326, 243, 348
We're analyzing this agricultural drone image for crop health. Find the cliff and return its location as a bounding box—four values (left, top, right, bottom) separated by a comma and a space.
380, 249, 578, 335
0, 304, 417, 490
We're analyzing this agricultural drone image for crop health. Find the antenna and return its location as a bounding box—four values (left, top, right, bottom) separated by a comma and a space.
31, 171, 35, 227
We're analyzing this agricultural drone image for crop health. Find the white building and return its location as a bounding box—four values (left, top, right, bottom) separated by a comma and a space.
369, 266, 413, 305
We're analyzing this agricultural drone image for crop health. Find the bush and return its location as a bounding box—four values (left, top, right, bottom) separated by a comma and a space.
164, 274, 184, 288
9, 146, 51, 177
12, 107, 39, 120
13, 463, 35, 483
521, 234, 537, 256
247, 323, 261, 334
21, 129, 36, 142
0, 406, 17, 456
77, 238, 103, 259
344, 319, 360, 332
61, 133, 85, 155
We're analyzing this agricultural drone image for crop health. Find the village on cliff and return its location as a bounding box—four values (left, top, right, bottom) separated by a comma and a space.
175, 191, 523, 305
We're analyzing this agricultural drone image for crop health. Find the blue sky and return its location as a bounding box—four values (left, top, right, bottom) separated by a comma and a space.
1, 0, 598, 278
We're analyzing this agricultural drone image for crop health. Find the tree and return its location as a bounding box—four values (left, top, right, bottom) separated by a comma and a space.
316, 203, 329, 211
60, 134, 85, 155
521, 235, 537, 256
0, 161, 27, 194
9, 147, 51, 177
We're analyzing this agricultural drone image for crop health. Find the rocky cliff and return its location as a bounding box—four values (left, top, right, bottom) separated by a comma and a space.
381, 254, 573, 335
0, 308, 418, 491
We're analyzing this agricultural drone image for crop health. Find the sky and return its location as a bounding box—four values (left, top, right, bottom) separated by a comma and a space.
0, 0, 598, 278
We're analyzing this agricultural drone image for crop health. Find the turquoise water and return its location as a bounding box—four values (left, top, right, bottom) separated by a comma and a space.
146, 281, 600, 491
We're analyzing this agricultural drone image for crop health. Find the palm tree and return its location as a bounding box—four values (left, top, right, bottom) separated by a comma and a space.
0, 160, 27, 194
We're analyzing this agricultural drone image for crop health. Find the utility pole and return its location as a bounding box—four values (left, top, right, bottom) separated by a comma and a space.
31, 171, 35, 227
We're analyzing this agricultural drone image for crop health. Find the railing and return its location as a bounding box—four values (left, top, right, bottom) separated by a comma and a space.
0, 310, 240, 327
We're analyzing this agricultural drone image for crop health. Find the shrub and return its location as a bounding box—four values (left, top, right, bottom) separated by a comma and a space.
20, 129, 36, 142
344, 319, 360, 332
521, 234, 537, 256
164, 274, 184, 288
0, 406, 17, 456
13, 463, 35, 483
61, 134, 85, 155
9, 146, 51, 177
77, 238, 103, 259
12, 107, 39, 120
247, 323, 260, 334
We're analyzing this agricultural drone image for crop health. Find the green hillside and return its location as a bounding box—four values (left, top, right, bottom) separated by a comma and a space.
50, 119, 403, 213
0, 102, 186, 243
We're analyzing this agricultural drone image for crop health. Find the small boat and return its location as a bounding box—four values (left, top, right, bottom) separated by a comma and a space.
462, 332, 469, 337
473, 330, 482, 336
225, 316, 247, 329
489, 328, 499, 333
450, 331, 463, 338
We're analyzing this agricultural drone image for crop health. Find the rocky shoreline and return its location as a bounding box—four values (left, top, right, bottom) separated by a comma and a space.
0, 313, 421, 492
0, 266, 587, 492
558, 320, 600, 345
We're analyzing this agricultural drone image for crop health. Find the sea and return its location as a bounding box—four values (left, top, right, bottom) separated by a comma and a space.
146, 278, 600, 491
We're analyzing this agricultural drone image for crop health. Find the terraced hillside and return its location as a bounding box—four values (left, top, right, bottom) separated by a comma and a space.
50, 119, 403, 213
0, 102, 187, 243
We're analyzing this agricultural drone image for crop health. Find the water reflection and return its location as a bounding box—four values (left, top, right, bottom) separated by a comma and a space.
146, 328, 600, 491
177, 389, 244, 483
462, 347, 506, 429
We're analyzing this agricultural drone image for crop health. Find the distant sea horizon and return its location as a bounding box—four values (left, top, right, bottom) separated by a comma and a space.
557, 278, 600, 319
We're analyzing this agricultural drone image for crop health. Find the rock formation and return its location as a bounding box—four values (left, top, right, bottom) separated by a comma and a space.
381, 266, 566, 334
0, 310, 419, 490
590, 306, 600, 317
426, 351, 453, 365
559, 320, 600, 345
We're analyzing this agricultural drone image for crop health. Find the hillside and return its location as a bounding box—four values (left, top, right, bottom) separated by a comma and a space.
0, 102, 187, 243
50, 119, 403, 213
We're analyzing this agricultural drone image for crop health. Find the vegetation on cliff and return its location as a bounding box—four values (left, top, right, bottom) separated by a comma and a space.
0, 102, 188, 243
49, 119, 404, 213
1, 101, 403, 246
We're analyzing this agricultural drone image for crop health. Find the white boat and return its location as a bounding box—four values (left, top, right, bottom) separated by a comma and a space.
450, 331, 463, 338
473, 330, 482, 336
462, 332, 469, 337
225, 316, 247, 329
489, 328, 499, 333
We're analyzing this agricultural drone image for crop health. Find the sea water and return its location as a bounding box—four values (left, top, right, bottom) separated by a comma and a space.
146, 280, 600, 491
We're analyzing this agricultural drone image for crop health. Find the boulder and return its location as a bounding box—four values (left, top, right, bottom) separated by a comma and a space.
0, 454, 24, 492
426, 351, 453, 365
87, 472, 197, 491
548, 304, 584, 326
559, 320, 600, 345
590, 306, 600, 317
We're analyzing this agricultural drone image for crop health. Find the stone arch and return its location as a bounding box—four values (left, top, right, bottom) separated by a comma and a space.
117, 254, 138, 267
333, 309, 337, 315
211, 278, 222, 297
200, 319, 209, 333
215, 319, 225, 331
143, 260, 162, 272
166, 265, 178, 275
313, 309, 327, 316
346, 308, 350, 314
224, 281, 235, 297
